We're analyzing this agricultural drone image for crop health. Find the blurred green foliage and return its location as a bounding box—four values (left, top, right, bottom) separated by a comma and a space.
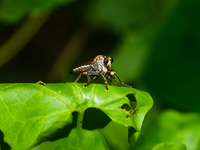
135, 110, 200, 150
0, 0, 200, 149
144, 0, 200, 112
152, 143, 187, 150
0, 0, 74, 23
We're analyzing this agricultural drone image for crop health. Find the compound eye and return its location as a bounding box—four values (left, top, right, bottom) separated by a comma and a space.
110, 57, 113, 63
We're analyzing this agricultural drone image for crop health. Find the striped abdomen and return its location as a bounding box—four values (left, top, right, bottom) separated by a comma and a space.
71, 61, 93, 74
72, 65, 90, 73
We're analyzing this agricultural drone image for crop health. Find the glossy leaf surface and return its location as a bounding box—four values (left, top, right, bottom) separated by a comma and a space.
0, 83, 153, 149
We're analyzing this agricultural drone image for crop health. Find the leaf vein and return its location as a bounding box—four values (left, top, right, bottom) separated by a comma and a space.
0, 95, 25, 123
36, 85, 74, 109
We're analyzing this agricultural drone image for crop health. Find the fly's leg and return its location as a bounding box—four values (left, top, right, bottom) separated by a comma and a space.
87, 71, 109, 90
36, 81, 45, 86
75, 73, 84, 82
83, 71, 100, 88
83, 74, 91, 88
100, 73, 109, 91
114, 72, 132, 88
92, 76, 100, 83
111, 76, 121, 87
108, 70, 122, 87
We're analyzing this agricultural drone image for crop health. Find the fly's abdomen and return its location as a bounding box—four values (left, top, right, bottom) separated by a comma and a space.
72, 64, 91, 73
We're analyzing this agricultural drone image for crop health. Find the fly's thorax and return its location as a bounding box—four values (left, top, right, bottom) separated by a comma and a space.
102, 65, 108, 75
91, 62, 108, 75
93, 55, 105, 64
93, 55, 113, 69
99, 64, 108, 75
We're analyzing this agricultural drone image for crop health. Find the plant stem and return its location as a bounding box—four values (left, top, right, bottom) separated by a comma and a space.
77, 110, 84, 128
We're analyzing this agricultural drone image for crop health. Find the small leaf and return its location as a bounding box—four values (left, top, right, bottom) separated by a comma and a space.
0, 83, 153, 149
56, 128, 109, 150
152, 142, 187, 150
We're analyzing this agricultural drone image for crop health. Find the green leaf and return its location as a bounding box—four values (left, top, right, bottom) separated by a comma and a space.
0, 0, 74, 23
152, 142, 187, 150
56, 128, 109, 150
0, 83, 153, 149
135, 110, 200, 150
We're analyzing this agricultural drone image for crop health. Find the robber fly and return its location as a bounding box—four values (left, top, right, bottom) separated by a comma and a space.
70, 55, 131, 90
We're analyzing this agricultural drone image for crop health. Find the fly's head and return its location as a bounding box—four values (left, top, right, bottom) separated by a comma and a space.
103, 56, 113, 69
